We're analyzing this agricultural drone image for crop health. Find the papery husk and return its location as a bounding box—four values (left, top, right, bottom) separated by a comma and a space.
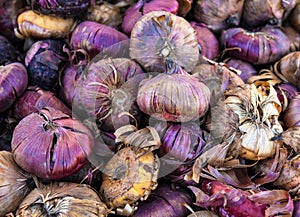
122, 0, 178, 35
177, 0, 192, 17
189, 179, 294, 217
73, 58, 145, 132
0, 151, 34, 216
265, 154, 300, 194
100, 125, 161, 214
282, 22, 300, 52
192, 60, 244, 104
193, 0, 244, 33
187, 211, 219, 217
130, 11, 199, 73
248, 189, 294, 216
16, 182, 109, 217
288, 3, 300, 32
224, 82, 283, 160
137, 73, 210, 122
86, 2, 122, 27
252, 146, 287, 186
188, 180, 267, 217
274, 51, 300, 89
242, 0, 296, 27
279, 126, 300, 153
100, 147, 160, 212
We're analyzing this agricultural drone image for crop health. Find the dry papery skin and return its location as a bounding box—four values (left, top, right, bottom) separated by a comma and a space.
100, 126, 160, 215
16, 182, 109, 217
193, 0, 244, 33
242, 0, 296, 27
224, 82, 283, 160
0, 151, 33, 216
130, 11, 199, 73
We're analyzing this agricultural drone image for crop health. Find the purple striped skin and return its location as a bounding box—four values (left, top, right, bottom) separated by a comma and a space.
133, 182, 193, 217
221, 26, 290, 65
73, 58, 145, 132
284, 93, 300, 128
27, 0, 90, 17
190, 22, 219, 62
70, 21, 129, 58
13, 87, 72, 121
155, 122, 205, 162
0, 63, 28, 113
11, 107, 94, 180
137, 73, 210, 123
154, 121, 206, 184
59, 60, 88, 107
122, 0, 178, 35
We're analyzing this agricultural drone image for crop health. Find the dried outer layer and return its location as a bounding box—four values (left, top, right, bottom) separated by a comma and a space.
0, 35, 17, 65
85, 2, 123, 28
289, 3, 300, 32
133, 182, 193, 217
70, 21, 128, 58
282, 22, 300, 52
242, 0, 296, 27
11, 107, 94, 180
25, 39, 68, 92
130, 11, 199, 73
273, 51, 300, 89
225, 82, 283, 160
190, 22, 219, 62
223, 58, 258, 83
187, 211, 219, 217
177, 0, 192, 17
122, 0, 178, 35
0, 62, 28, 113
137, 73, 210, 122
73, 58, 144, 132
13, 86, 71, 121
220, 26, 290, 65
193, 0, 244, 33
100, 146, 160, 211
16, 182, 109, 217
0, 0, 26, 43
15, 10, 74, 39
189, 179, 294, 217
0, 151, 33, 216
27, 0, 90, 18
284, 94, 300, 128
255, 153, 300, 194
192, 61, 244, 105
